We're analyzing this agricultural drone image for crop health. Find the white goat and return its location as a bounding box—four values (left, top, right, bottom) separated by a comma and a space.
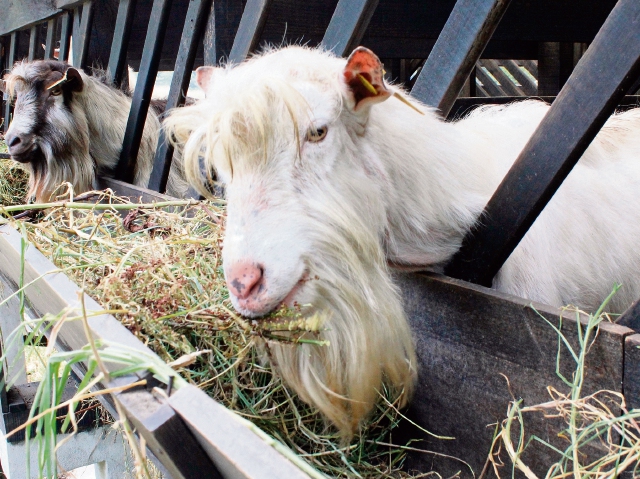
165, 45, 640, 435
1, 60, 188, 201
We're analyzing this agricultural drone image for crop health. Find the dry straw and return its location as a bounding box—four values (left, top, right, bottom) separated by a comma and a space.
1, 188, 442, 478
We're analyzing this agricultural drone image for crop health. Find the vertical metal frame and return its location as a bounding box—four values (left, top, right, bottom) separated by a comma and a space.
148, 0, 215, 193
115, 0, 172, 183
58, 11, 73, 63
3, 32, 17, 134
72, 1, 95, 68
321, 0, 379, 57
107, 0, 137, 87
227, 0, 272, 64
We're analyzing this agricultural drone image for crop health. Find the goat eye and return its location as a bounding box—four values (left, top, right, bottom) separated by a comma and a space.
307, 125, 328, 143
49, 86, 62, 96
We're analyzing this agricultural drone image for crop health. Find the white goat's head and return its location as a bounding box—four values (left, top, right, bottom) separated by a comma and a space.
1, 60, 92, 201
165, 46, 416, 436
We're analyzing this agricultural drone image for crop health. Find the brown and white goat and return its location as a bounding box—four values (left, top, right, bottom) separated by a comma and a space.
1, 60, 188, 201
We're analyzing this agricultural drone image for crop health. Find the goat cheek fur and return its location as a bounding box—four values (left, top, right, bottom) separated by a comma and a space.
2, 60, 189, 201
164, 45, 640, 435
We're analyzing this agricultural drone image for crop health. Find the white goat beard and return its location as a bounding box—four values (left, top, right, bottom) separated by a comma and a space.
266, 241, 417, 437
29, 142, 94, 202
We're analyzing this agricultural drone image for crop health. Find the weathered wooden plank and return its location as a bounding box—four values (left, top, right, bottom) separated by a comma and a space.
3, 32, 17, 134
27, 25, 38, 62
228, 0, 272, 64
115, 0, 172, 184
0, 274, 28, 387
115, 384, 223, 479
107, 0, 137, 87
58, 11, 72, 63
445, 0, 640, 286
97, 177, 177, 203
0, 1, 58, 36
149, 0, 214, 193
623, 334, 640, 410
44, 18, 57, 60
397, 272, 633, 477
170, 386, 311, 479
321, 0, 379, 57
410, 0, 512, 117
72, 1, 94, 68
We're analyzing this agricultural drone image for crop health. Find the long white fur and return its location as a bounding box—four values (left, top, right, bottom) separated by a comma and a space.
164, 45, 640, 434
4, 61, 188, 201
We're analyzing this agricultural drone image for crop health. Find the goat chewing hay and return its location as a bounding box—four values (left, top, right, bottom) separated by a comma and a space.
1, 190, 450, 478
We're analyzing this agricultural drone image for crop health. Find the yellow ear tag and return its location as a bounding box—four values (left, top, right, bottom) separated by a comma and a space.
357, 74, 378, 95
392, 91, 425, 115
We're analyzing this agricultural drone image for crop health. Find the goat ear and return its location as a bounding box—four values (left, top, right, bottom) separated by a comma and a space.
343, 47, 391, 112
65, 67, 84, 92
196, 66, 218, 92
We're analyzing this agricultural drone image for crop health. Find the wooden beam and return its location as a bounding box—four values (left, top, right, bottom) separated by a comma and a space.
115, 0, 172, 184
444, 0, 640, 286
43, 18, 57, 59
149, 0, 213, 193
72, 1, 94, 68
397, 272, 633, 476
58, 11, 72, 63
169, 386, 310, 479
3, 32, 17, 134
0, 1, 58, 37
321, 0, 379, 57
227, 0, 272, 64
474, 63, 505, 96
624, 334, 640, 410
502, 59, 537, 95
410, 0, 512, 116
107, 0, 137, 87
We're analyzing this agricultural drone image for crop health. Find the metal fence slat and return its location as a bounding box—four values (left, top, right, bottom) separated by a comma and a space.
149, 0, 214, 193
115, 0, 172, 184
228, 0, 272, 64
410, 0, 512, 116
444, 0, 640, 286
321, 0, 380, 57
107, 0, 137, 87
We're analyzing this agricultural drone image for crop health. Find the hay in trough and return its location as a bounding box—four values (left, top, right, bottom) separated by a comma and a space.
0, 140, 30, 206
1, 190, 445, 478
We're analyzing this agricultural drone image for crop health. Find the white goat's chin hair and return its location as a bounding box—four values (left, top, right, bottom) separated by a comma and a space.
265, 237, 417, 438
29, 142, 94, 202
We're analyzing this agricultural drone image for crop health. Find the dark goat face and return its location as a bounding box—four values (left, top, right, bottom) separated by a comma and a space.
2, 61, 84, 164
2, 60, 89, 200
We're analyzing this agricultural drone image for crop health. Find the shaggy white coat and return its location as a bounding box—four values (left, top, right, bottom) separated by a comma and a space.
165, 45, 640, 434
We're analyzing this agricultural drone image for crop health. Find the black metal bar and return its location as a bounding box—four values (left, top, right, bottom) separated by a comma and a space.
107, 0, 137, 86
72, 1, 94, 68
227, 0, 272, 64
444, 0, 640, 287
27, 25, 37, 62
44, 18, 56, 60
321, 0, 379, 57
3, 32, 17, 134
203, 4, 216, 66
115, 0, 172, 183
58, 11, 72, 63
410, 0, 512, 116
148, 0, 214, 193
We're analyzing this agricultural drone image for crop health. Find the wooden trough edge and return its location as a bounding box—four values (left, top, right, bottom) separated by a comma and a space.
0, 222, 311, 479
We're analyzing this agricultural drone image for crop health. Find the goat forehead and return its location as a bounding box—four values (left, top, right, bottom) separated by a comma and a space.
9, 61, 67, 93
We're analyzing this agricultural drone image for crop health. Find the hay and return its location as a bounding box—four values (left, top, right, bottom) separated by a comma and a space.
3, 190, 437, 478
0, 142, 30, 206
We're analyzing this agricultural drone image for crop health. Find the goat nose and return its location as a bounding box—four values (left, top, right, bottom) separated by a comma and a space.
6, 132, 34, 156
226, 261, 263, 299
